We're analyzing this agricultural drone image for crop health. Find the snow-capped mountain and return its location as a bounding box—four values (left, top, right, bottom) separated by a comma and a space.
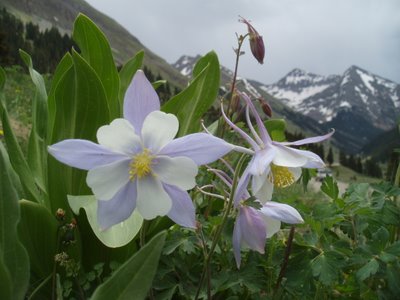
172, 55, 399, 153
264, 66, 400, 131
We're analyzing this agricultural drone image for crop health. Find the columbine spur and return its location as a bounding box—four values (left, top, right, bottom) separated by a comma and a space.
222, 92, 334, 204
49, 70, 233, 230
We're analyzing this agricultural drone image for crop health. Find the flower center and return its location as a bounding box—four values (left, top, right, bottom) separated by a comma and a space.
129, 149, 154, 180
270, 164, 295, 188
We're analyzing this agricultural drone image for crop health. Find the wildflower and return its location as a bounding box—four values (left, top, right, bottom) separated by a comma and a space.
222, 92, 334, 204
239, 16, 265, 64
204, 166, 303, 268
49, 70, 233, 230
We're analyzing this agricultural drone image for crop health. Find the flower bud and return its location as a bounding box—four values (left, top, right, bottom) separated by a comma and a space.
239, 16, 265, 64
257, 98, 272, 117
55, 208, 66, 221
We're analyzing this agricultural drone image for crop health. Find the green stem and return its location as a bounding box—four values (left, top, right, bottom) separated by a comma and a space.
274, 226, 295, 294
28, 274, 52, 300
195, 154, 247, 299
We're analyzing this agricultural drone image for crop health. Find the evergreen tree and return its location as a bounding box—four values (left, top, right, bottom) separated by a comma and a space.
326, 147, 334, 166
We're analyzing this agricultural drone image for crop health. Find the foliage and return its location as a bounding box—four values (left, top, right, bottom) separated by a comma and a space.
0, 13, 399, 300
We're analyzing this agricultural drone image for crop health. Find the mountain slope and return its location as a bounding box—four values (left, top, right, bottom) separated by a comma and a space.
1, 0, 187, 88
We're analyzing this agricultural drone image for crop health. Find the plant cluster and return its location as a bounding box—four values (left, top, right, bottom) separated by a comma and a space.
0, 14, 399, 300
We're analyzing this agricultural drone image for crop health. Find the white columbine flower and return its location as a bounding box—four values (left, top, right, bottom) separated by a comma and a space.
222, 92, 334, 204
49, 70, 233, 230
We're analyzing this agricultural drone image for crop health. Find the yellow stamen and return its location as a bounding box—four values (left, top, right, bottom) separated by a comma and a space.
270, 164, 295, 188
129, 149, 153, 180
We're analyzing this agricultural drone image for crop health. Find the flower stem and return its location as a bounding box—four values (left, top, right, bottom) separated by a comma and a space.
274, 226, 295, 294
195, 154, 247, 299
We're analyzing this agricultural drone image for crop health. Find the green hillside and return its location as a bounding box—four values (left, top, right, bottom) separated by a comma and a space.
0, 0, 187, 89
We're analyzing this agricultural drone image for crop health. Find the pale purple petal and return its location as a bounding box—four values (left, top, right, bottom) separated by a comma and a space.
136, 176, 172, 219
221, 102, 259, 150
123, 70, 160, 134
48, 139, 128, 170
238, 206, 266, 253
272, 144, 325, 168
141, 111, 179, 152
158, 133, 234, 165
97, 181, 137, 230
234, 164, 252, 207
163, 183, 196, 228
240, 92, 272, 144
248, 148, 275, 175
260, 201, 304, 224
280, 129, 334, 146
233, 218, 243, 268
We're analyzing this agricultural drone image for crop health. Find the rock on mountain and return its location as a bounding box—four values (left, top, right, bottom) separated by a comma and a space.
174, 55, 400, 154
263, 66, 400, 153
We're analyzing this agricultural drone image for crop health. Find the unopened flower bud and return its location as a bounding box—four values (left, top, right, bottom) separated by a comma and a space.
257, 98, 272, 117
55, 208, 66, 221
239, 16, 265, 64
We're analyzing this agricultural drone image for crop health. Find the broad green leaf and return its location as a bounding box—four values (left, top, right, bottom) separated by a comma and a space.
68, 195, 143, 248
73, 14, 120, 119
0, 142, 29, 300
48, 53, 73, 142
264, 119, 286, 142
0, 102, 42, 203
162, 51, 220, 136
356, 258, 379, 282
48, 49, 110, 211
91, 231, 166, 300
321, 175, 339, 201
18, 200, 58, 278
118, 50, 144, 108
19, 49, 48, 140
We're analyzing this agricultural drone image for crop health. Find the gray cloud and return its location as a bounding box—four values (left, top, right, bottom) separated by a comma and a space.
86, 0, 400, 84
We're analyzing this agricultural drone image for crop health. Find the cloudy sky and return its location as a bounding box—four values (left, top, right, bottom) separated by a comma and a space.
85, 0, 400, 84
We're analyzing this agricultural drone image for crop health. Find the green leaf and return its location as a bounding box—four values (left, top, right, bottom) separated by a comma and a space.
321, 175, 339, 200
68, 195, 143, 248
0, 142, 29, 300
18, 200, 58, 278
0, 66, 5, 90
162, 51, 220, 136
73, 14, 120, 119
48, 49, 110, 211
243, 195, 262, 210
356, 258, 379, 282
311, 252, 340, 285
0, 102, 42, 203
118, 50, 144, 108
91, 231, 166, 300
19, 49, 48, 140
48, 53, 73, 142
264, 119, 286, 142
152, 79, 167, 90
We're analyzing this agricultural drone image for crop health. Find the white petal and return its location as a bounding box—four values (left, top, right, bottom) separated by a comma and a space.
153, 156, 198, 190
97, 118, 141, 155
136, 176, 172, 219
289, 167, 302, 181
271, 144, 308, 167
141, 111, 179, 152
264, 217, 281, 238
86, 159, 131, 201
252, 172, 273, 203
260, 202, 304, 224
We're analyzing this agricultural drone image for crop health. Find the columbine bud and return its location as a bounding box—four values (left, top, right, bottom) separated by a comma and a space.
55, 208, 66, 221
257, 98, 272, 117
239, 16, 265, 64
